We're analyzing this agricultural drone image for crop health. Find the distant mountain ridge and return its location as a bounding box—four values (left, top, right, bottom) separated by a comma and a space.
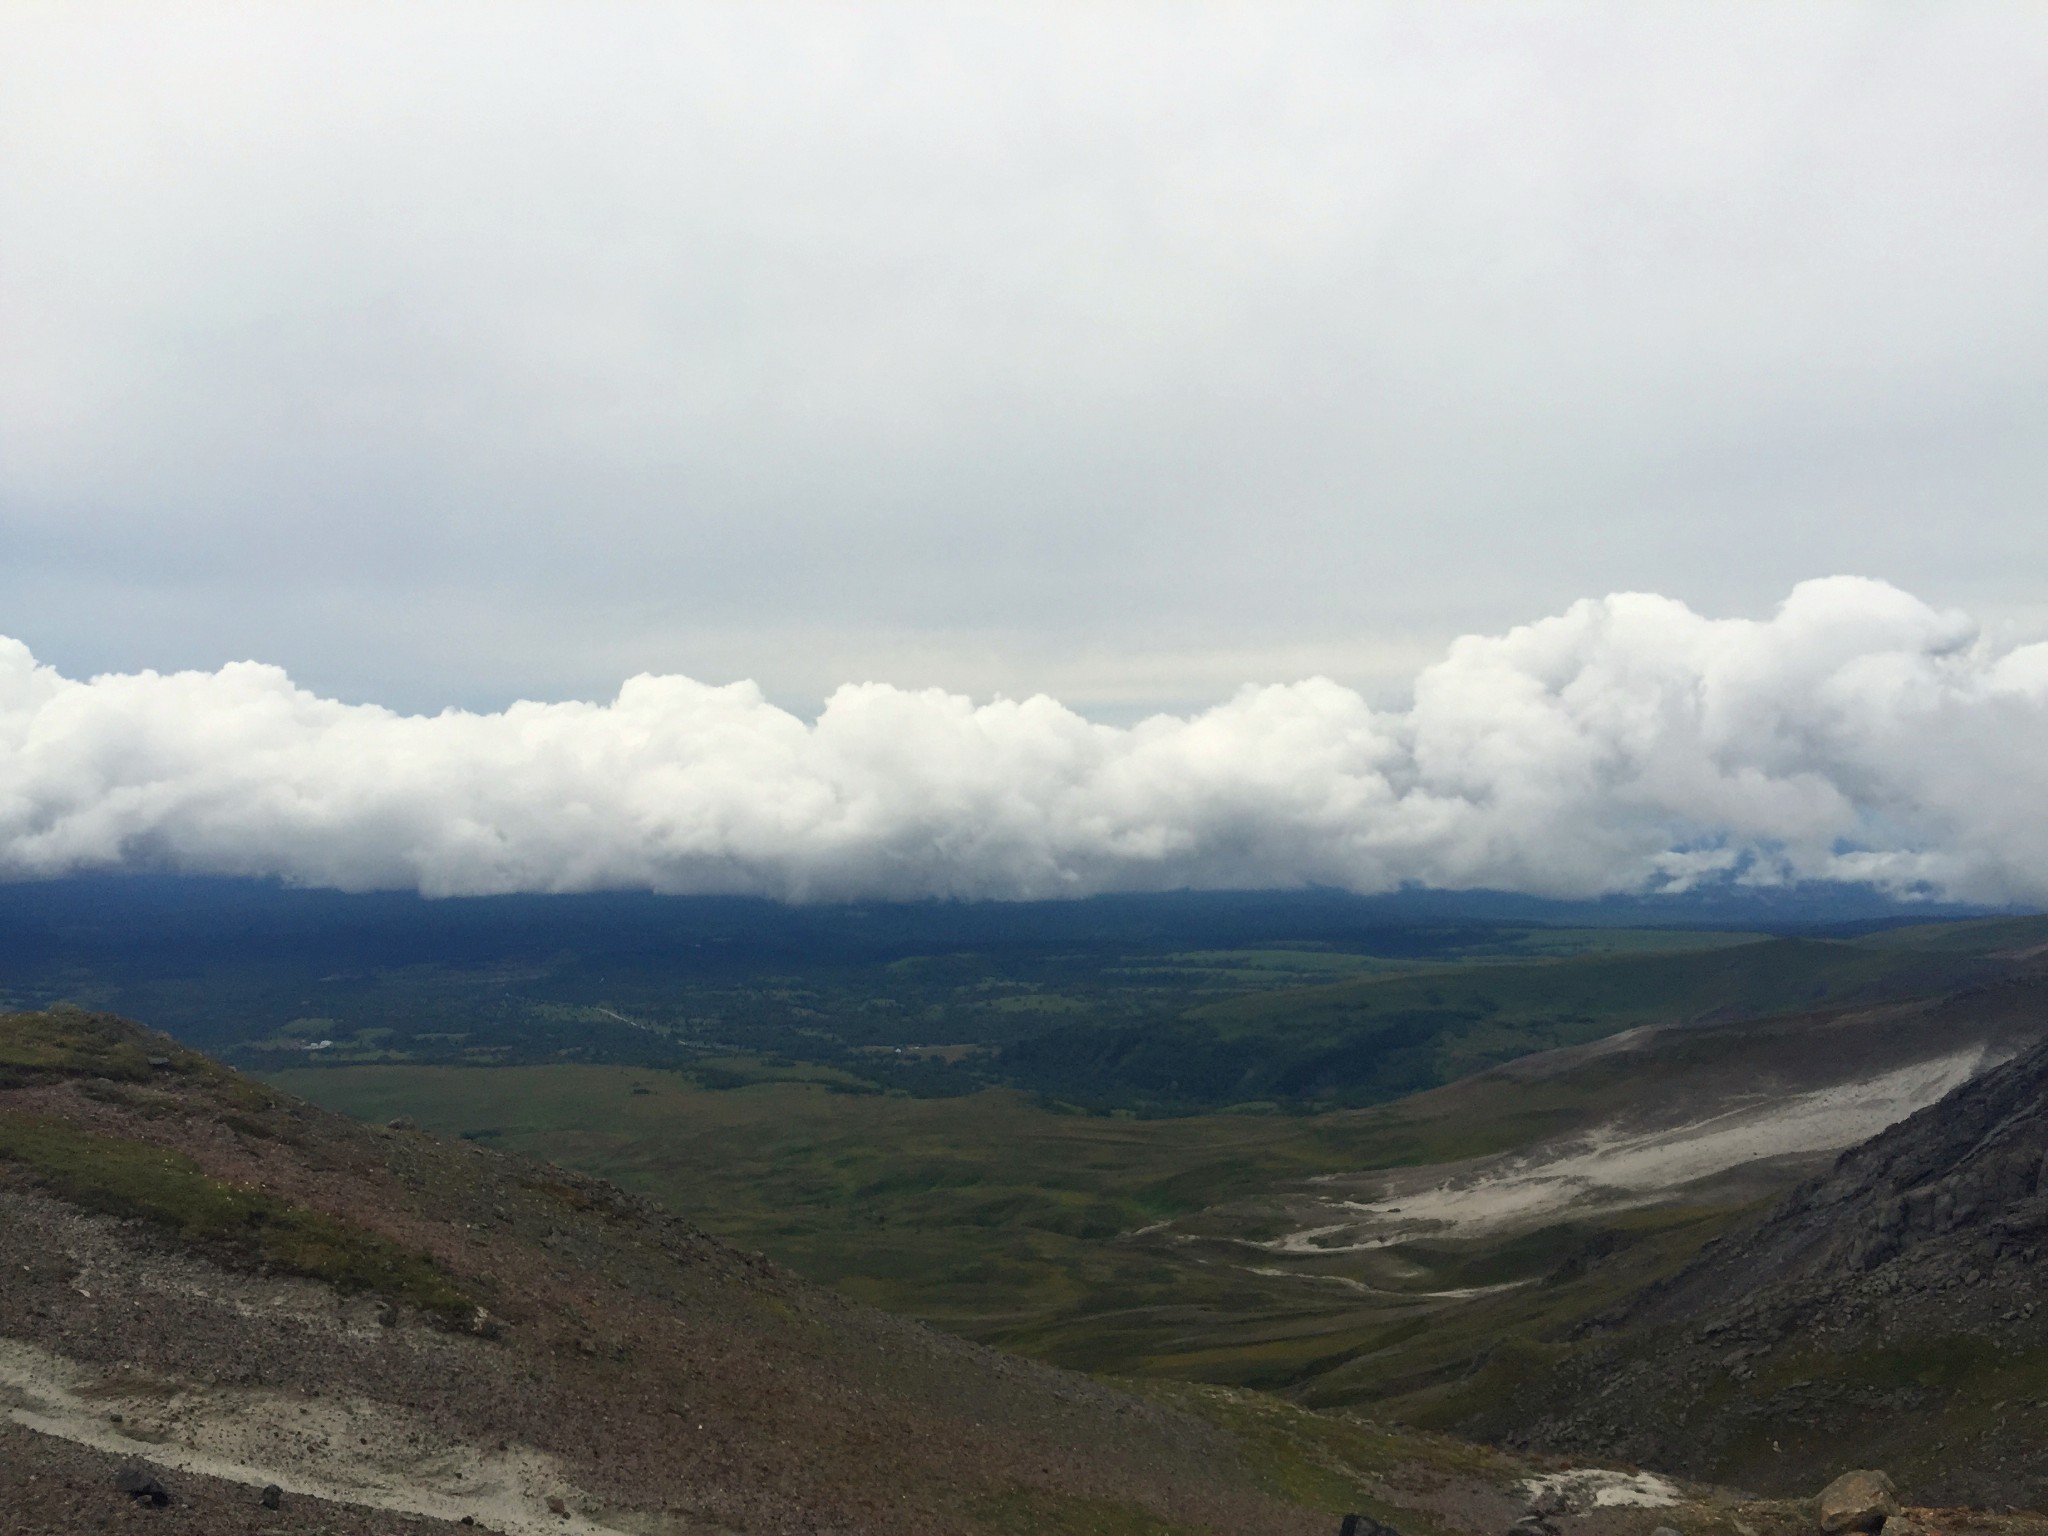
0, 874, 2019, 964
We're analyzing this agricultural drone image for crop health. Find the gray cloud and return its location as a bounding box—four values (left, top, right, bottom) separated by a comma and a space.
2, 5, 2046, 715
3, 579, 2043, 903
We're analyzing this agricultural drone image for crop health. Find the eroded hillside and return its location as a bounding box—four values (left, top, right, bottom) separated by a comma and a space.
1448, 993, 2048, 1507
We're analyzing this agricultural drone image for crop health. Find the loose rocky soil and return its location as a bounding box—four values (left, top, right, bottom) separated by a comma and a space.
0, 1417, 481, 1536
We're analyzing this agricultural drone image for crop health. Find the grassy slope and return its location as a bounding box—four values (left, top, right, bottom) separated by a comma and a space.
9, 1007, 1559, 1536
0, 1109, 478, 1322
0, 1008, 479, 1321
1195, 934, 1994, 1067
267, 1066, 1522, 1330
263, 1032, 1751, 1389
269, 1055, 1800, 1507
1851, 913, 2048, 954
1000, 933, 2010, 1110
269, 922, 2048, 1402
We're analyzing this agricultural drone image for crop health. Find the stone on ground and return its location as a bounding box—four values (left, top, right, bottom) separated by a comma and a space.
1818, 1470, 1899, 1534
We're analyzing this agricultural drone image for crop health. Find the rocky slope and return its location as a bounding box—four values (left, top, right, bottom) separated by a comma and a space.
1460, 977, 2048, 1508
16, 999, 2048, 1534
0, 1006, 1413, 1535
1204, 969, 2048, 1266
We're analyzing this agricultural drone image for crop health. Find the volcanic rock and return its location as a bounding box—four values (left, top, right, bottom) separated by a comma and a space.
113, 1461, 170, 1506
1818, 1470, 1898, 1534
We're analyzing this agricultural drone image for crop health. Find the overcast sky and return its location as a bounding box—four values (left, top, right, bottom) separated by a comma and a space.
4, 2, 2045, 719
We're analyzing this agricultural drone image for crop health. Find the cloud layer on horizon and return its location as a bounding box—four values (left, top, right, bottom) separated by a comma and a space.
2, 578, 2044, 905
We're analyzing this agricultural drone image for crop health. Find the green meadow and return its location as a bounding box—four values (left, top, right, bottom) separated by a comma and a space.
266, 916, 2048, 1399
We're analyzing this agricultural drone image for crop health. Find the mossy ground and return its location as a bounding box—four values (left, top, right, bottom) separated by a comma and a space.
0, 1007, 176, 1083
0, 1005, 273, 1109
973, 1489, 1200, 1536
0, 1109, 477, 1324
0, 1009, 477, 1325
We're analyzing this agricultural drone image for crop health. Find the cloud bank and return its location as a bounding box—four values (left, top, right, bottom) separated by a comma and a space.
2, 578, 2044, 905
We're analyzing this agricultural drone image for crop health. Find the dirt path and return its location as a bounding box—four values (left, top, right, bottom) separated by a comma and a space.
0, 1337, 651, 1535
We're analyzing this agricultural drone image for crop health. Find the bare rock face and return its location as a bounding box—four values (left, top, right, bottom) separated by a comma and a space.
1817, 1470, 1898, 1534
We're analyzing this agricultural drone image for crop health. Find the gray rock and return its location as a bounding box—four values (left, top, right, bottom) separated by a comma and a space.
261, 1483, 283, 1510
114, 1460, 170, 1506
1528, 1488, 1568, 1518
1818, 1470, 1899, 1534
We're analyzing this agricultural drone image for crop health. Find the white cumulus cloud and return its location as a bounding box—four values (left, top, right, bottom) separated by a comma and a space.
1, 577, 2043, 904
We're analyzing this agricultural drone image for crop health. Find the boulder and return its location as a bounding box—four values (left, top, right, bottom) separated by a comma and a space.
261, 1483, 283, 1510
1527, 1488, 1568, 1518
1818, 1470, 1898, 1534
114, 1460, 171, 1506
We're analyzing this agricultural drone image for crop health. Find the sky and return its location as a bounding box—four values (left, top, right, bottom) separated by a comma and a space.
2, 5, 2046, 901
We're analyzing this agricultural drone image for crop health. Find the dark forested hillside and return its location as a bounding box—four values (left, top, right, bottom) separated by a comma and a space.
0, 877, 2025, 1113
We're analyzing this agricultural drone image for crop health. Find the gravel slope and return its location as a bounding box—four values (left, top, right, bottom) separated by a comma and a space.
0, 1011, 1328, 1535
